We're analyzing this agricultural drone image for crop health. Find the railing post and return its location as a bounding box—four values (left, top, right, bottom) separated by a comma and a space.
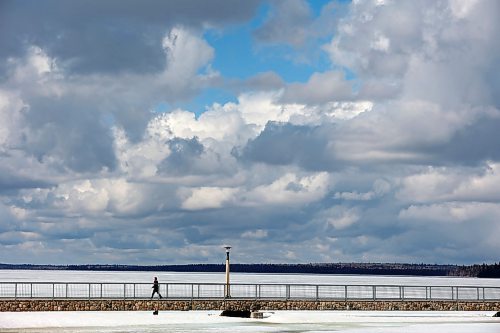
482, 287, 485, 302
429, 286, 432, 300
65, 283, 68, 298
286, 284, 290, 300
124, 283, 126, 299
166, 283, 169, 299
344, 285, 348, 302
316, 285, 319, 301
100, 283, 102, 299
89, 283, 91, 300
15, 283, 17, 300
451, 286, 454, 300
52, 283, 55, 300
133, 283, 136, 299
255, 284, 258, 300
30, 283, 32, 298
402, 286, 405, 301
372, 286, 376, 300
191, 284, 194, 301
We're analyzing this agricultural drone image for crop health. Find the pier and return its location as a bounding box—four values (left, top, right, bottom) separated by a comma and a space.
1, 282, 499, 311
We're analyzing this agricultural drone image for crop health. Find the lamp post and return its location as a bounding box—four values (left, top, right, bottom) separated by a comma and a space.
224, 245, 231, 298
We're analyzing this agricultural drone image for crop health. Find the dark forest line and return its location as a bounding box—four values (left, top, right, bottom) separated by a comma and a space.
1, 262, 499, 278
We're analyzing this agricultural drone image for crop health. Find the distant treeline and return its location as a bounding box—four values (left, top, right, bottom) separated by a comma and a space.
448, 263, 500, 278
1, 262, 499, 278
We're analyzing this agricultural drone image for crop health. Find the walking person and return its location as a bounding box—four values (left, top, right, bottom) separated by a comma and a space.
151, 277, 162, 299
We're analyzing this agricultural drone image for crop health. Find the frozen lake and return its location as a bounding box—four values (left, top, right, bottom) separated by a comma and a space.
1, 270, 499, 332
2, 269, 500, 287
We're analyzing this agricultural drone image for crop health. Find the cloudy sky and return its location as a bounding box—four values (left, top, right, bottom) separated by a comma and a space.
1, 0, 499, 265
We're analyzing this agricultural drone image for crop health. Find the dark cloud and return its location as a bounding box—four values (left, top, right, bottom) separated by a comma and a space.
22, 96, 117, 173
397, 206, 500, 264
0, 0, 262, 75
37, 223, 95, 242
0, 203, 17, 233
226, 71, 285, 94
171, 204, 314, 250
367, 113, 500, 167
158, 137, 204, 175
92, 230, 161, 250
426, 115, 500, 165
237, 121, 338, 171
253, 0, 312, 46
0, 171, 51, 193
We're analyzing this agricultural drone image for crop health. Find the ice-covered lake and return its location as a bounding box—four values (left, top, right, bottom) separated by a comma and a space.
1, 270, 499, 332
2, 269, 500, 286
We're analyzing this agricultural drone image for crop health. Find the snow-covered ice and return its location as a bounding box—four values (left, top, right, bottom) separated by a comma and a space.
0, 310, 499, 333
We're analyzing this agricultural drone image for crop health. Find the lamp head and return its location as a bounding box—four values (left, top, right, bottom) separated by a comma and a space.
224, 245, 231, 253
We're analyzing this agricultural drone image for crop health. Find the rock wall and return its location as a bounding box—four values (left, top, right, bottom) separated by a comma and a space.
1, 299, 499, 312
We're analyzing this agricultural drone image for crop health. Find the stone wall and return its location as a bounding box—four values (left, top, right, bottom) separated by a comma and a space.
1, 299, 499, 312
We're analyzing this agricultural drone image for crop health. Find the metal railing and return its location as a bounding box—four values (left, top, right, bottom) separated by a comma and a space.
0, 282, 499, 301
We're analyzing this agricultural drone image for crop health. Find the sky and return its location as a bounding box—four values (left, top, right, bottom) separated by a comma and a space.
1, 0, 500, 266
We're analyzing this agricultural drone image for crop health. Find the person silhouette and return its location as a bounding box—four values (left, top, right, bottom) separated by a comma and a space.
151, 277, 162, 299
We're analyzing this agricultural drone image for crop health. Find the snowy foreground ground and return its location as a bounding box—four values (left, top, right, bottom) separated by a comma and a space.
1, 311, 500, 333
